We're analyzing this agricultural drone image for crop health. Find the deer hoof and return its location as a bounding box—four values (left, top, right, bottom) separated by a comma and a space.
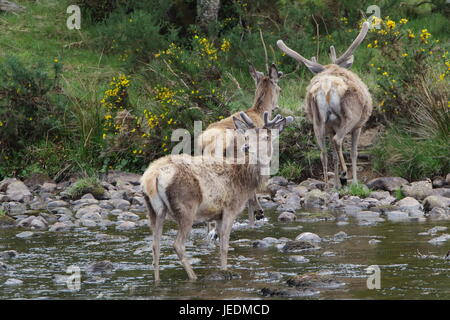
255, 209, 265, 220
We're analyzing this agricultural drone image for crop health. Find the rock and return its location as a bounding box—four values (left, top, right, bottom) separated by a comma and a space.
429, 207, 450, 220
0, 250, 18, 259
0, 214, 15, 228
322, 251, 336, 257
268, 176, 289, 186
203, 270, 241, 281
291, 185, 308, 197
261, 287, 320, 298
267, 184, 287, 197
116, 220, 136, 231
17, 216, 36, 228
16, 231, 34, 239
355, 211, 382, 221
87, 261, 114, 274
295, 232, 321, 243
47, 200, 70, 209
267, 272, 283, 281
75, 205, 102, 219
23, 173, 54, 190
401, 180, 433, 200
369, 239, 381, 245
4, 179, 32, 202
3, 201, 27, 215
432, 177, 445, 188
385, 211, 409, 222
281, 241, 316, 253
49, 222, 72, 232
110, 199, 131, 211
4, 278, 23, 286
304, 189, 328, 207
81, 219, 97, 228
423, 196, 450, 211
430, 188, 450, 198
288, 255, 310, 263
81, 211, 102, 221
334, 231, 348, 240
106, 170, 141, 187
446, 173, 450, 185
299, 178, 326, 191
41, 182, 57, 193
286, 273, 345, 289
428, 234, 450, 245
277, 212, 296, 222
427, 226, 448, 235
276, 193, 301, 212
366, 177, 408, 192
0, 261, 10, 271
30, 216, 48, 230
396, 197, 423, 213
253, 237, 278, 248
368, 191, 391, 200
117, 212, 140, 221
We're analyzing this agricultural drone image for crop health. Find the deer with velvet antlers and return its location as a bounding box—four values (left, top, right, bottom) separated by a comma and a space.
141, 112, 293, 281
197, 63, 283, 226
277, 21, 373, 187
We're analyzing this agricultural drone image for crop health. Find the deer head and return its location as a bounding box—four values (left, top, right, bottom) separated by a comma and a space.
277, 21, 370, 74
232, 111, 293, 169
249, 63, 283, 113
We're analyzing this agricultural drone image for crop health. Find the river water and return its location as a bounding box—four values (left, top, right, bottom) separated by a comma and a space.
1, 209, 449, 300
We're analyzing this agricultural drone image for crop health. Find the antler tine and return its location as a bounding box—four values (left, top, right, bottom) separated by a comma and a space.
239, 112, 256, 128
277, 40, 324, 70
329, 46, 337, 63
263, 112, 283, 128
334, 21, 369, 65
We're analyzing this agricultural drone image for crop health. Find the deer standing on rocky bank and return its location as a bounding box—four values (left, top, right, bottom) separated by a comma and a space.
277, 21, 373, 187
141, 112, 293, 281
197, 63, 283, 226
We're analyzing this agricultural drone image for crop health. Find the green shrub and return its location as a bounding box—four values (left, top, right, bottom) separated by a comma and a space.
394, 187, 405, 201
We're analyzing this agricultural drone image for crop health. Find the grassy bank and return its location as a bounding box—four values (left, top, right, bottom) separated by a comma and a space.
0, 0, 449, 182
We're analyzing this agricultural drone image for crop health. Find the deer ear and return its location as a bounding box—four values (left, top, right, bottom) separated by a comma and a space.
249, 64, 264, 84
233, 116, 248, 134
337, 55, 354, 69
269, 64, 280, 81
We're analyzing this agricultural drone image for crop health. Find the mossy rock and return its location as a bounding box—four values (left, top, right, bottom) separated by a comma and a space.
0, 214, 16, 228
62, 178, 105, 200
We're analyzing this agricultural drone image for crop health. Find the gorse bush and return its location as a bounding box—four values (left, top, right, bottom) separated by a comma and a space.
0, 56, 63, 153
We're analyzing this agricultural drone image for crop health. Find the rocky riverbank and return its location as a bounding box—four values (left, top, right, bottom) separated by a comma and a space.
1, 173, 450, 237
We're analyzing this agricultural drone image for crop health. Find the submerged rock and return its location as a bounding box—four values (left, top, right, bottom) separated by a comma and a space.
203, 270, 241, 281
429, 207, 450, 220
277, 212, 296, 222
286, 273, 345, 289
0, 250, 18, 259
428, 234, 450, 245
261, 287, 320, 297
16, 231, 34, 239
4, 278, 23, 286
304, 189, 328, 207
288, 255, 310, 263
281, 240, 316, 253
116, 220, 136, 231
87, 261, 114, 274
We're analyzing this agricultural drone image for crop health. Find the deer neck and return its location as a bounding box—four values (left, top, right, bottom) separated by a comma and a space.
251, 86, 274, 118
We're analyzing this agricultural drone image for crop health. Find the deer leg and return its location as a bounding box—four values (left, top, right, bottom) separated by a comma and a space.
331, 135, 340, 188
217, 213, 235, 270
254, 194, 264, 220
351, 128, 361, 185
151, 214, 164, 282
332, 132, 348, 187
314, 125, 328, 184
247, 197, 255, 227
174, 215, 197, 280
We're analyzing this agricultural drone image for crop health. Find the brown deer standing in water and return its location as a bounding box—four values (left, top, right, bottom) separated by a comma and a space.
141, 112, 293, 281
197, 63, 283, 226
277, 22, 373, 187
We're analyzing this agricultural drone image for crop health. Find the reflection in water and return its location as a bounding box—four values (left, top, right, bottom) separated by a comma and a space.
0, 209, 449, 299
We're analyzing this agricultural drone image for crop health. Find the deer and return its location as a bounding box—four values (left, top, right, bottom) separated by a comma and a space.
198, 63, 283, 228
277, 21, 373, 188
141, 112, 294, 281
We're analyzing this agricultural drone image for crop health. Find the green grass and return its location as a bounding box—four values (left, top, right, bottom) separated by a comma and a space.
64, 176, 105, 200
339, 182, 372, 198
0, 209, 5, 217
394, 188, 405, 201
